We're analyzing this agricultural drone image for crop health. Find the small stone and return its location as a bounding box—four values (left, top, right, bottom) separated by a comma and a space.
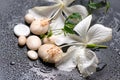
25, 13, 35, 24
27, 50, 39, 60
18, 36, 26, 46
14, 23, 30, 36
38, 44, 63, 63
43, 36, 56, 44
26, 35, 42, 50
30, 19, 49, 35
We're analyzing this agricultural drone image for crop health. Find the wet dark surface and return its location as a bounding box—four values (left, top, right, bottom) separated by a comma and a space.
0, 0, 120, 80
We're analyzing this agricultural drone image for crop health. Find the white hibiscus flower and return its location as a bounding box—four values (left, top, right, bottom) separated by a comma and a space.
54, 15, 112, 77
28, 0, 88, 29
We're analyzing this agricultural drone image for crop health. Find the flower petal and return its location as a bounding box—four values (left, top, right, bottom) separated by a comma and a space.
54, 34, 79, 45
50, 12, 65, 31
63, 0, 75, 6
56, 46, 77, 71
28, 4, 60, 19
77, 48, 99, 77
68, 34, 82, 42
73, 15, 92, 42
87, 24, 112, 44
63, 5, 88, 19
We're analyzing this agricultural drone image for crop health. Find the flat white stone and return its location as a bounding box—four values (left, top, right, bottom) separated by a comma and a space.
14, 23, 30, 36
27, 50, 38, 60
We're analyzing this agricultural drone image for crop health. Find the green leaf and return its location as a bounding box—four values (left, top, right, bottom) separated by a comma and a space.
105, 2, 110, 13
87, 44, 107, 49
88, 3, 98, 9
40, 34, 46, 39
88, 0, 110, 13
63, 13, 82, 34
40, 28, 53, 39
63, 26, 75, 34
47, 29, 53, 38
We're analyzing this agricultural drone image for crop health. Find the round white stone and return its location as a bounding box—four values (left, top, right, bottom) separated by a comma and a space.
25, 13, 35, 24
18, 36, 26, 46
14, 23, 30, 36
27, 50, 38, 60
26, 35, 42, 50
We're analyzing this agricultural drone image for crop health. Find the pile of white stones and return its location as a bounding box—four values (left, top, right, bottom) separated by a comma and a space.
14, 13, 63, 63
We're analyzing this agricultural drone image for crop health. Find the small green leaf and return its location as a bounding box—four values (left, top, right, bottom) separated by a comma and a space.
88, 0, 110, 13
40, 34, 46, 39
47, 29, 53, 38
105, 2, 110, 13
88, 3, 98, 9
63, 13, 82, 34
87, 44, 108, 49
63, 26, 75, 34
40, 29, 53, 39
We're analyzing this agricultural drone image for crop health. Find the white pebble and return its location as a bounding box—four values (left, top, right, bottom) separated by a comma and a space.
26, 35, 42, 50
25, 13, 35, 24
43, 36, 56, 44
14, 24, 30, 36
27, 50, 38, 60
18, 36, 26, 46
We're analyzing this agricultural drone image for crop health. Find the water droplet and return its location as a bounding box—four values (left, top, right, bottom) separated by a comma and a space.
114, 48, 119, 52
57, 74, 62, 76
50, 77, 54, 80
33, 61, 40, 68
40, 66, 52, 73
43, 77, 49, 80
10, 61, 15, 65
79, 74, 82, 77
96, 62, 107, 72
118, 52, 120, 56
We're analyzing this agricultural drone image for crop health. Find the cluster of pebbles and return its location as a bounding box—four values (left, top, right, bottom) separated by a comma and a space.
14, 13, 63, 63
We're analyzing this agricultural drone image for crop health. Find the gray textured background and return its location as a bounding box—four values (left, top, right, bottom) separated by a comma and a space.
0, 0, 120, 80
